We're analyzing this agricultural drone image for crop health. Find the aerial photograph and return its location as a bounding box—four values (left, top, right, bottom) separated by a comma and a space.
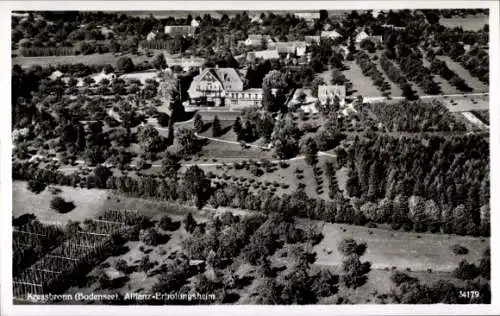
10, 8, 490, 305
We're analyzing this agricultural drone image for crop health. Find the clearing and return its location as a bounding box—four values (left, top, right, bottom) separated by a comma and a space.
436, 56, 488, 93
439, 14, 488, 31
311, 219, 489, 272
343, 61, 382, 97
12, 52, 152, 69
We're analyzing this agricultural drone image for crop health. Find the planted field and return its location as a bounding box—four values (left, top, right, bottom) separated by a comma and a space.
443, 95, 489, 112
436, 56, 488, 92
311, 219, 489, 272
439, 15, 488, 31
343, 61, 382, 97
12, 52, 151, 69
199, 155, 337, 200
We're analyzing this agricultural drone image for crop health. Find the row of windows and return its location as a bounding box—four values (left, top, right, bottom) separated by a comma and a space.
230, 93, 261, 100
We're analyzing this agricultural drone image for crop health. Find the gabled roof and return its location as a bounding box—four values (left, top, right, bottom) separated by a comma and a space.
49, 70, 63, 81
269, 41, 307, 53
248, 49, 280, 60
321, 30, 341, 39
355, 30, 370, 42
195, 68, 243, 92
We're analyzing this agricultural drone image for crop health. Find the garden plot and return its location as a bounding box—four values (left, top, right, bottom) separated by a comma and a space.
436, 56, 488, 92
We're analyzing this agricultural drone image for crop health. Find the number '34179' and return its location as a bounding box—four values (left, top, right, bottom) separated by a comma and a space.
459, 291, 480, 299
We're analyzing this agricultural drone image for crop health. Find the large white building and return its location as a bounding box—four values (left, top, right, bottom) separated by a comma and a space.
187, 67, 263, 109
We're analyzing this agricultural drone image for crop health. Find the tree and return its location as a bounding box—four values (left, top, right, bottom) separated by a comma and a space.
338, 238, 367, 257
302, 137, 318, 166
341, 254, 371, 288
157, 112, 170, 127
50, 196, 75, 213
262, 70, 287, 90
93, 165, 112, 189
175, 127, 199, 155
160, 152, 180, 178
311, 77, 325, 98
452, 260, 480, 280
193, 113, 204, 133
116, 56, 135, 73
183, 212, 197, 233
253, 277, 282, 304
212, 115, 221, 137
183, 165, 210, 208
153, 53, 167, 71
262, 87, 278, 112
233, 117, 242, 135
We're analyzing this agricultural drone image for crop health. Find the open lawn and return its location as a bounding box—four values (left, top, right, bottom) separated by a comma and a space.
436, 56, 488, 92
311, 219, 489, 272
343, 61, 382, 97
443, 94, 489, 112
13, 181, 109, 224
439, 14, 488, 31
12, 52, 152, 69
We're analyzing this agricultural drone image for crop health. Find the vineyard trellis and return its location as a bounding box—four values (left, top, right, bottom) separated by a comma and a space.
13, 210, 144, 301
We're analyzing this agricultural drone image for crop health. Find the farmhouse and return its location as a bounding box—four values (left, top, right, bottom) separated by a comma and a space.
355, 30, 370, 43
164, 25, 196, 37
49, 70, 63, 81
246, 49, 280, 62
294, 12, 320, 23
251, 15, 264, 24
146, 31, 157, 41
321, 30, 342, 40
190, 19, 200, 28
305, 36, 321, 44
245, 34, 274, 46
187, 67, 263, 108
318, 85, 346, 107
268, 41, 308, 57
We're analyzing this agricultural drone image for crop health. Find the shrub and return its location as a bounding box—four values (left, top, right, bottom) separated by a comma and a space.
50, 197, 75, 213
159, 215, 181, 231
453, 260, 480, 280
452, 244, 469, 255
390, 271, 418, 286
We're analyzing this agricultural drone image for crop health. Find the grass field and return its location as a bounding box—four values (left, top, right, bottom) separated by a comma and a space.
443, 95, 489, 112
436, 56, 488, 92
439, 15, 488, 31
373, 54, 404, 97
12, 52, 152, 69
311, 219, 489, 272
420, 54, 461, 95
13, 181, 109, 224
343, 61, 382, 97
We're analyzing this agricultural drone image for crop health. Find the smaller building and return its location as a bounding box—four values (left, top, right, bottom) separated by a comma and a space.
245, 34, 274, 46
247, 49, 280, 62
355, 30, 370, 44
318, 85, 346, 107
49, 70, 63, 81
305, 36, 321, 44
251, 15, 263, 24
190, 19, 200, 28
321, 30, 342, 40
269, 41, 308, 57
294, 12, 320, 22
164, 25, 195, 37
146, 31, 157, 41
